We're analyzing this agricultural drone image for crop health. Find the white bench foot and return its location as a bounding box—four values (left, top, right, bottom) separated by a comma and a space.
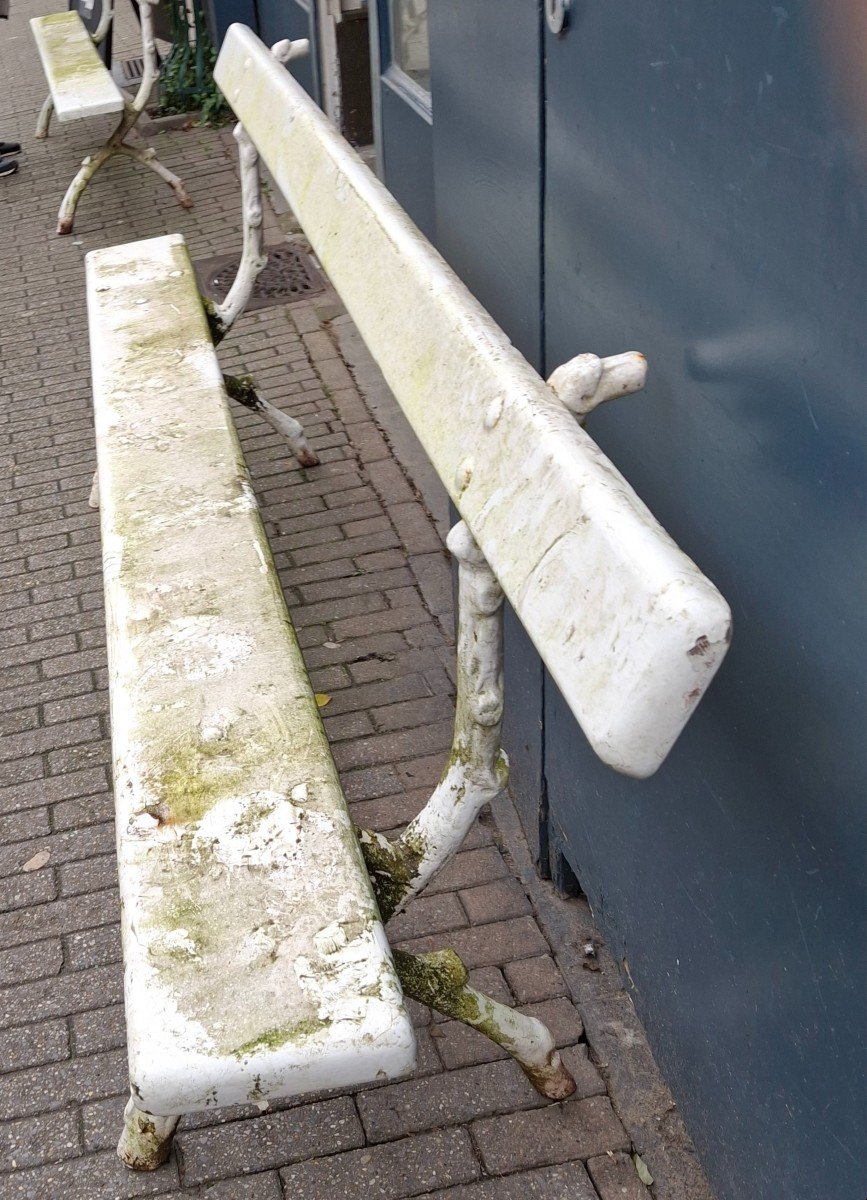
223, 373, 320, 467
117, 1096, 179, 1171
395, 949, 576, 1100
35, 94, 54, 139
88, 470, 100, 509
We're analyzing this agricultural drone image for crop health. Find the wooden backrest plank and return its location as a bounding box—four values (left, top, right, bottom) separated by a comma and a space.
215, 27, 732, 778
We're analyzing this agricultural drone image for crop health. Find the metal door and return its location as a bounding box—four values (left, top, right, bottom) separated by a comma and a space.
542, 5, 866, 1198
371, 0, 434, 237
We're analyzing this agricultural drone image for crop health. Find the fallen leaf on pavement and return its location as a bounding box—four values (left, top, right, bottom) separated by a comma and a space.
22, 850, 50, 872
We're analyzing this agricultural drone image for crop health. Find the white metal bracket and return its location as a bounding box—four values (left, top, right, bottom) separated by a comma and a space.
547, 351, 647, 422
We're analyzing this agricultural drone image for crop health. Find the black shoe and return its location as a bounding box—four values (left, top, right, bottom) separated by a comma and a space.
0, 157, 18, 177
0, 141, 20, 155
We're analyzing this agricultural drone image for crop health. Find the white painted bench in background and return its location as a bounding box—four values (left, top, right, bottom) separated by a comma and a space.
87, 26, 731, 1171
31, 0, 191, 233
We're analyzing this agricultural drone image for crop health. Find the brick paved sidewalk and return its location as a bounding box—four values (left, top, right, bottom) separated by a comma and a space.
0, 4, 703, 1199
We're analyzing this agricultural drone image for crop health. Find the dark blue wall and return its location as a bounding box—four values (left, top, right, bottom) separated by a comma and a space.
417, 3, 866, 1197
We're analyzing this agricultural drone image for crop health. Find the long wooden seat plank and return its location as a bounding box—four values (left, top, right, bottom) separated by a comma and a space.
30, 11, 125, 123
86, 233, 415, 1115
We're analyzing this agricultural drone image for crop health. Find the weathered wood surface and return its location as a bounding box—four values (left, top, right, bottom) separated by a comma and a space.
215, 26, 732, 778
87, 233, 416, 1116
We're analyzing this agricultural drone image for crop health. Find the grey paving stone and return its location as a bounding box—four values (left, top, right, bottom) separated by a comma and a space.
0, 1108, 81, 1171
414, 1161, 598, 1200
0, 962, 122, 1030
0, 1148, 177, 1199
358, 1058, 552, 1143
0, 808, 51, 846
472, 1096, 631, 1174
176, 1097, 364, 1187
278, 1127, 480, 1200
397, 917, 549, 970
70, 1003, 127, 1056
587, 1151, 653, 1200
0, 1047, 128, 1121
0, 1018, 69, 1074
503, 956, 569, 1005
423, 848, 510, 894
459, 878, 532, 925
152, 1173, 284, 1200
0, 889, 119, 950
0, 823, 115, 879
387, 892, 468, 942
0, 868, 57, 915
63, 920, 122, 971
0, 939, 63, 988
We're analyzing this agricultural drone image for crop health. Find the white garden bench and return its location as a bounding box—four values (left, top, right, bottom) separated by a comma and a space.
86, 25, 732, 1172
31, 0, 191, 234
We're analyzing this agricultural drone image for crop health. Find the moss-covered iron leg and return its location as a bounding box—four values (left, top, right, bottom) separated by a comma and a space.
223, 373, 320, 468
395, 948, 576, 1101
117, 1095, 180, 1170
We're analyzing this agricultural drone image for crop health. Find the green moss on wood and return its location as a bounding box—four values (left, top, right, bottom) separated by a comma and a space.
231, 1017, 332, 1059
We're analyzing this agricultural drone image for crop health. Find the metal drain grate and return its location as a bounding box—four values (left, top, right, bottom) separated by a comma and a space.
195, 243, 326, 312
111, 57, 145, 88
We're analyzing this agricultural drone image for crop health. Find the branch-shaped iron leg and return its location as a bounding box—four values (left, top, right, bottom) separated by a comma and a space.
35, 95, 54, 140
57, 84, 191, 233
359, 521, 507, 919
115, 143, 192, 210
223, 373, 320, 468
209, 123, 268, 339
117, 1095, 179, 1170
395, 949, 576, 1100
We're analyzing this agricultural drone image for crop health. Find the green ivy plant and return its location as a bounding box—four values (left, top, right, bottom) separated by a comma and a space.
157, 0, 229, 125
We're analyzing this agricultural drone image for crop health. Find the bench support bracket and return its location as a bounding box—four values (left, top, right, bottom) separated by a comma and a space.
54, 1, 192, 234
117, 1095, 180, 1171
359, 520, 508, 921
